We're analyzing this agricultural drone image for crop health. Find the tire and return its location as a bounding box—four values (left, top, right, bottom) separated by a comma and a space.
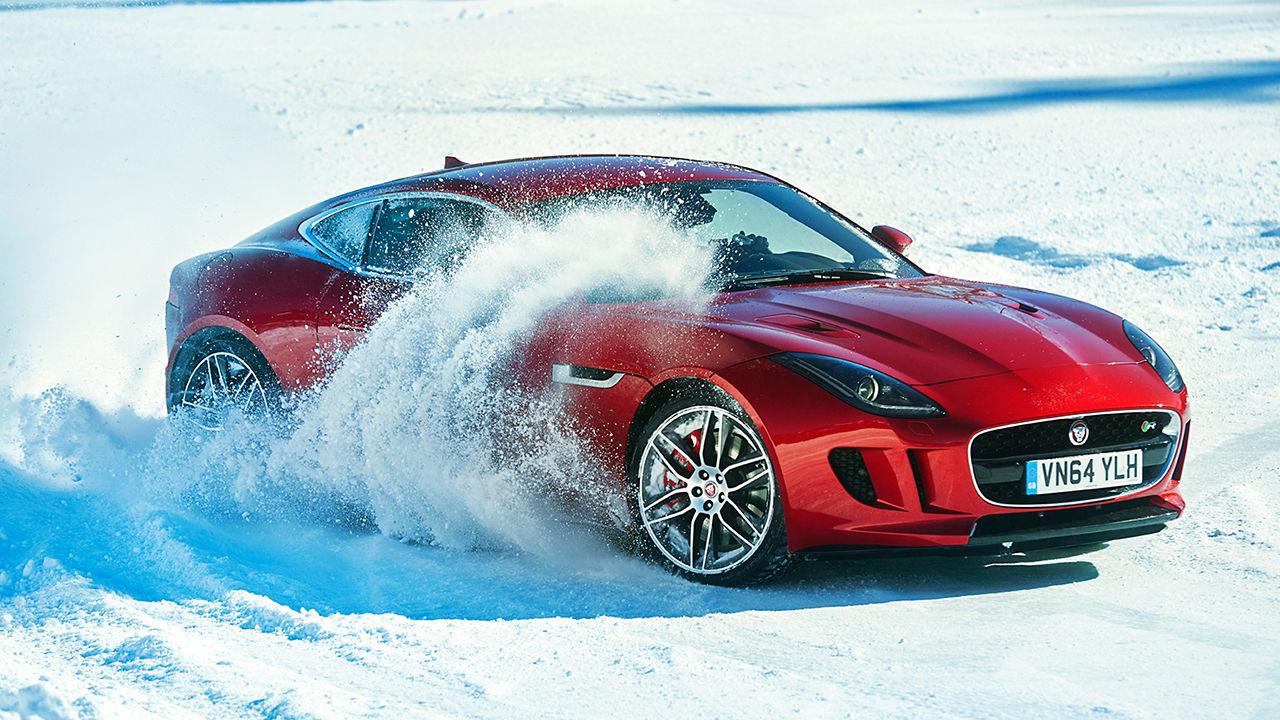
167, 330, 282, 430
628, 387, 792, 585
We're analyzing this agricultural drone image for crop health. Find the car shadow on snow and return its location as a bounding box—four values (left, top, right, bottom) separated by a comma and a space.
549, 549, 1103, 622
192, 531, 1104, 622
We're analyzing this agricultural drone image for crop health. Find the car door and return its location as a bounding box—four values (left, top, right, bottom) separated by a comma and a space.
315, 193, 496, 371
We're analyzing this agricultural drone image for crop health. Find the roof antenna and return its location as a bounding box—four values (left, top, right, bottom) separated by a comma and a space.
443, 156, 468, 169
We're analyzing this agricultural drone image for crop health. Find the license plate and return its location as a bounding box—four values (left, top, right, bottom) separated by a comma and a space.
1026, 449, 1144, 496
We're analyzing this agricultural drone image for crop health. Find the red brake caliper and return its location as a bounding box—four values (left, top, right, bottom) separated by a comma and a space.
663, 430, 700, 508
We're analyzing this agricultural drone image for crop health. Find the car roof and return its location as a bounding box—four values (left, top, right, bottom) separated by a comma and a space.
342, 154, 783, 212
239, 155, 787, 253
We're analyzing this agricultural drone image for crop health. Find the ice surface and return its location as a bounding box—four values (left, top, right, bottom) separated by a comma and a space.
1, 0, 1279, 717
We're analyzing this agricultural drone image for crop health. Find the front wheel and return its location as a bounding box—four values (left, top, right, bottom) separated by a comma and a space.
629, 389, 791, 585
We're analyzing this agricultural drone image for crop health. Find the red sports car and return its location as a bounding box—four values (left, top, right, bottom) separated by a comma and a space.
165, 155, 1189, 585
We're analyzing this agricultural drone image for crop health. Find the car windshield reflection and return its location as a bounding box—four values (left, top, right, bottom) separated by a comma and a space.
527, 180, 923, 292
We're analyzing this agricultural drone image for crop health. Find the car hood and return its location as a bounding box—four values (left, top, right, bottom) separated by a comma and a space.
705, 276, 1137, 386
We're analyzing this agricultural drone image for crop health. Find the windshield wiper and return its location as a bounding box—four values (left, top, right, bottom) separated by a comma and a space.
717, 268, 893, 291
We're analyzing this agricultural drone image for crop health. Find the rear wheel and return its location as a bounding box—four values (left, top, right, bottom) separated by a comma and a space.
629, 389, 791, 585
168, 332, 280, 430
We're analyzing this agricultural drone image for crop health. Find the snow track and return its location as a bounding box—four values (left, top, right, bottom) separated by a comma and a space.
2, 0, 1279, 717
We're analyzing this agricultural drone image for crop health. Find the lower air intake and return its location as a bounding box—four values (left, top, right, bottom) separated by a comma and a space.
830, 449, 876, 506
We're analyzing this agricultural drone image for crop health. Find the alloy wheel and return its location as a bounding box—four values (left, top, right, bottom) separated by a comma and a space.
637, 405, 777, 575
179, 350, 269, 430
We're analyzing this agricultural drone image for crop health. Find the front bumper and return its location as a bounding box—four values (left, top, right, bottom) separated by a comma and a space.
714, 358, 1189, 553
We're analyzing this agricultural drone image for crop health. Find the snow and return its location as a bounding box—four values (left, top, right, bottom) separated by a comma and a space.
1, 0, 1279, 717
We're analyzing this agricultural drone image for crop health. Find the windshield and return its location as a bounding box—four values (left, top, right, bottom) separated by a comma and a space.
526, 180, 923, 290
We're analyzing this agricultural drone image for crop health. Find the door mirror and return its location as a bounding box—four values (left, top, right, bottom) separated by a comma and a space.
871, 225, 914, 255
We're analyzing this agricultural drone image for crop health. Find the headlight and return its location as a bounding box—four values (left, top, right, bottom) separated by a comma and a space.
772, 353, 945, 418
1123, 320, 1184, 392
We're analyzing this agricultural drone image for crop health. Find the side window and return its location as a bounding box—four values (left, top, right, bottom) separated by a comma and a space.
308, 201, 377, 265
367, 197, 490, 275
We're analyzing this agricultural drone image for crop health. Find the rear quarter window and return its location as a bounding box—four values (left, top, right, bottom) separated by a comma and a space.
308, 201, 378, 265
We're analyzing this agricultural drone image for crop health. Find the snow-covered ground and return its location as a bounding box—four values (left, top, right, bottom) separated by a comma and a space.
2, 0, 1279, 717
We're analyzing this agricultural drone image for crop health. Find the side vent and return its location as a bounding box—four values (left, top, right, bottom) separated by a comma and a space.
550, 363, 625, 388
829, 449, 876, 506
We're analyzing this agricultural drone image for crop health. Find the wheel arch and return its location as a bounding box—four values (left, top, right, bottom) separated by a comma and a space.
167, 314, 262, 368
626, 376, 715, 471
165, 321, 280, 411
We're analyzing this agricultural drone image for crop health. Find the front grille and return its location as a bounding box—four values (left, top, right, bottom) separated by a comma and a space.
830, 449, 876, 506
971, 411, 1179, 506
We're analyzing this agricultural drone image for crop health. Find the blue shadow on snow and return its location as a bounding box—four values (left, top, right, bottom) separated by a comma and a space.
965, 235, 1185, 271
0, 465, 1100, 622
481, 60, 1280, 116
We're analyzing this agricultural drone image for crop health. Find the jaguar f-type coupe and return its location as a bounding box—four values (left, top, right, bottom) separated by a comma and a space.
166, 155, 1189, 585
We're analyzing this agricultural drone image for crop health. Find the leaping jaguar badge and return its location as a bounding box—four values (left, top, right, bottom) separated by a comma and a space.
1069, 420, 1090, 446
